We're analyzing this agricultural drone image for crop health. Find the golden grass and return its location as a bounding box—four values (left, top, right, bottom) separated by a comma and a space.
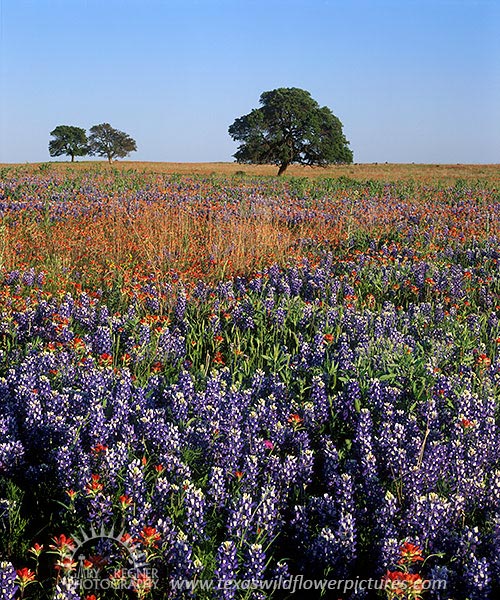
2, 161, 500, 183
0, 196, 343, 290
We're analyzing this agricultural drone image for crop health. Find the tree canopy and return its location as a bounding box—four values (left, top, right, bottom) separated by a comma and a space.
88, 123, 137, 163
228, 87, 353, 175
48, 125, 88, 162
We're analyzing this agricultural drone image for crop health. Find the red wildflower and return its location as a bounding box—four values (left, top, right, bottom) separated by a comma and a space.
398, 542, 424, 565
139, 526, 161, 548
383, 569, 427, 597
213, 351, 225, 365
119, 494, 133, 509
92, 443, 108, 454
55, 556, 78, 573
86, 554, 108, 569
29, 543, 44, 558
288, 413, 303, 427
99, 352, 113, 365
66, 489, 78, 501
50, 534, 75, 553
132, 572, 154, 597
85, 474, 104, 495
16, 567, 36, 591
476, 353, 491, 368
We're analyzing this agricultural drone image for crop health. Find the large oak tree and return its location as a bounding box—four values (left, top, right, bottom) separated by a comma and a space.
48, 125, 88, 162
229, 88, 353, 175
88, 123, 137, 163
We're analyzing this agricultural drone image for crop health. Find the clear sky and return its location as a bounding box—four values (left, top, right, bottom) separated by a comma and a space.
0, 0, 499, 164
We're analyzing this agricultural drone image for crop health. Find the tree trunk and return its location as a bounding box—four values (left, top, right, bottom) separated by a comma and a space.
71, 154, 74, 162
277, 162, 289, 176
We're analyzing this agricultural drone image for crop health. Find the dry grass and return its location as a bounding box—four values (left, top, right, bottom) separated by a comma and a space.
0, 184, 344, 289
2, 161, 500, 183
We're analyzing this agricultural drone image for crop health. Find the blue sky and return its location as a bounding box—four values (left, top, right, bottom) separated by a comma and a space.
0, 0, 499, 164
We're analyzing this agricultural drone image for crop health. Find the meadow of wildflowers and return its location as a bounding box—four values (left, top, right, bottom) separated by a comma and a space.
0, 166, 499, 599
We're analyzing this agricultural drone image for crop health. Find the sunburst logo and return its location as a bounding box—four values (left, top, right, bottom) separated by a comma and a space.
67, 525, 156, 593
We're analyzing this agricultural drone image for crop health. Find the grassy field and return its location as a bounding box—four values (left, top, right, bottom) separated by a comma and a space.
2, 160, 500, 183
1, 165, 498, 293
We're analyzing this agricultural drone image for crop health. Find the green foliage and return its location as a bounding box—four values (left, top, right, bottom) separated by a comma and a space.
0, 479, 30, 561
38, 162, 52, 173
88, 123, 137, 163
228, 87, 353, 175
48, 125, 88, 162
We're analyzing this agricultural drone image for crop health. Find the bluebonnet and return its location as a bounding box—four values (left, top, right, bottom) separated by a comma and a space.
167, 530, 202, 594
242, 543, 266, 595
228, 492, 255, 540
214, 541, 238, 600
52, 576, 81, 600
207, 466, 228, 508
182, 481, 206, 540
0, 561, 18, 600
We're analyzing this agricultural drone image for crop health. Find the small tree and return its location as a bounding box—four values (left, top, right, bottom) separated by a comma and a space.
48, 125, 88, 162
228, 87, 353, 175
88, 123, 137, 163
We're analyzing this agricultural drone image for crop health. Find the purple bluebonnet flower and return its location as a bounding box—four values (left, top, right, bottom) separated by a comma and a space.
22, 268, 36, 287
52, 576, 81, 600
207, 466, 228, 508
183, 480, 206, 540
491, 513, 500, 584
0, 440, 24, 475
243, 543, 266, 596
408, 492, 459, 552
87, 491, 114, 529
464, 554, 491, 599
167, 530, 201, 592
214, 541, 238, 600
354, 408, 379, 490
5, 270, 20, 284
321, 437, 340, 490
228, 492, 255, 540
90, 325, 112, 355
460, 527, 492, 599
254, 485, 280, 540
124, 458, 149, 536
344, 380, 361, 421
335, 473, 357, 565
0, 561, 18, 599
308, 376, 330, 425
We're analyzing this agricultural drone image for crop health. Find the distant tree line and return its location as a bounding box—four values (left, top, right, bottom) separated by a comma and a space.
48, 123, 137, 163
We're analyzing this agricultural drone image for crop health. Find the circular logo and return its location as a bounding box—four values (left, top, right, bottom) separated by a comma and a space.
67, 525, 154, 593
